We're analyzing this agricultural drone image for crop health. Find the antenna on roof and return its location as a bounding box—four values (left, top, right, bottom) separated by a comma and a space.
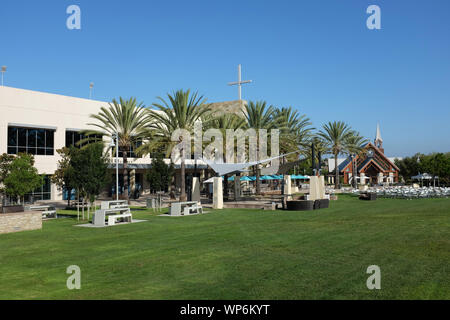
1, 66, 7, 86
89, 82, 94, 99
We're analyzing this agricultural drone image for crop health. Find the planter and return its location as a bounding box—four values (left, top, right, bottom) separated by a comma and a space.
286, 200, 314, 211
359, 193, 377, 201
314, 199, 330, 209
1, 205, 25, 214
319, 199, 330, 208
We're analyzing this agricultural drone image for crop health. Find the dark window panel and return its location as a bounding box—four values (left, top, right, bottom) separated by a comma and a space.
65, 131, 72, 147
7, 147, 17, 155
18, 128, 27, 146
18, 147, 26, 154
8, 127, 17, 146
28, 129, 37, 148
46, 148, 54, 156
27, 147, 37, 155
46, 130, 54, 148
37, 129, 46, 148
37, 148, 46, 155
43, 176, 51, 193
73, 132, 80, 147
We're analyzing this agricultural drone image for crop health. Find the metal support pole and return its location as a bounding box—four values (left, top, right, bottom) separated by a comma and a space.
116, 133, 119, 201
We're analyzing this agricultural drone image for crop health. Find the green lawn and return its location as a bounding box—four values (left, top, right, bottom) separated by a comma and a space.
0, 195, 449, 300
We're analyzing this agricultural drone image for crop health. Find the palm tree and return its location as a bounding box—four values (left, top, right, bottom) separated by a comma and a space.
84, 97, 151, 200
146, 89, 210, 201
318, 121, 354, 189
344, 133, 369, 188
274, 106, 313, 163
242, 101, 277, 195
203, 113, 246, 198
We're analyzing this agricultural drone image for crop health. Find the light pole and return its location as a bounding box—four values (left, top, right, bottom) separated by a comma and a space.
1, 66, 6, 86
110, 133, 119, 200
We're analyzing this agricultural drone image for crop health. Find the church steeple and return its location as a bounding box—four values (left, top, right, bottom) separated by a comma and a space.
374, 123, 384, 153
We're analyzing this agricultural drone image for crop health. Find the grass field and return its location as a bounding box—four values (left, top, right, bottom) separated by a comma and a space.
0, 195, 449, 300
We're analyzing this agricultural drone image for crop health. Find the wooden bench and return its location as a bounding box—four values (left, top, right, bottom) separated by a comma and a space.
25, 205, 57, 219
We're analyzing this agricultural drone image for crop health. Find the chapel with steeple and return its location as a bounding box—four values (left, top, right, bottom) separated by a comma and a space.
333, 123, 400, 185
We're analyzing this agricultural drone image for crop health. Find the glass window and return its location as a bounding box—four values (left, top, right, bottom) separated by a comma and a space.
8, 127, 17, 146
28, 129, 37, 148
65, 130, 101, 148
18, 128, 27, 147
65, 131, 73, 148
37, 129, 46, 148
7, 126, 55, 156
37, 148, 46, 155
46, 130, 54, 148
25, 175, 51, 201
118, 140, 142, 158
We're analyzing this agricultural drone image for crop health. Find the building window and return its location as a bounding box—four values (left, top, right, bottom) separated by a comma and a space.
25, 175, 51, 201
7, 126, 55, 156
118, 140, 143, 158
65, 130, 102, 148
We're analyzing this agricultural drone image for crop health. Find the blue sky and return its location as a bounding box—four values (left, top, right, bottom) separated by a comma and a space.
1, 0, 449, 157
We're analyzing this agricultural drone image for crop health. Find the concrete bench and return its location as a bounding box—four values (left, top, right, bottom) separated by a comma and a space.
108, 213, 132, 226
183, 203, 203, 215
25, 205, 57, 219
93, 207, 131, 226
101, 200, 128, 210
169, 201, 202, 216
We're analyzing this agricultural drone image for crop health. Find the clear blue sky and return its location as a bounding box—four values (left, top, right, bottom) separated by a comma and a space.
1, 0, 449, 157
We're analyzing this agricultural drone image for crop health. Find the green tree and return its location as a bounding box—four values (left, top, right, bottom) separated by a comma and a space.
84, 97, 151, 200
344, 133, 369, 188
318, 121, 355, 189
0, 154, 15, 195
70, 143, 110, 219
146, 153, 175, 193
396, 152, 450, 185
3, 154, 44, 204
146, 89, 211, 201
274, 106, 313, 157
242, 101, 277, 194
203, 113, 245, 197
51, 147, 76, 207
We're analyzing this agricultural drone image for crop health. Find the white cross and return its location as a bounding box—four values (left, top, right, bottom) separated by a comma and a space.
228, 64, 252, 100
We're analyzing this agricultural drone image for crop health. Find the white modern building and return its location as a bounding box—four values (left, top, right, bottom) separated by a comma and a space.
0, 86, 213, 202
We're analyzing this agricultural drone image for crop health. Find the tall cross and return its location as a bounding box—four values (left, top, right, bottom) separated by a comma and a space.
228, 64, 252, 100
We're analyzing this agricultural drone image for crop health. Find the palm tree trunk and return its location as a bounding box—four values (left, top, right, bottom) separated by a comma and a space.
123, 150, 129, 200
224, 174, 228, 199
255, 165, 261, 195
180, 158, 186, 201
255, 142, 261, 195
334, 153, 339, 189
